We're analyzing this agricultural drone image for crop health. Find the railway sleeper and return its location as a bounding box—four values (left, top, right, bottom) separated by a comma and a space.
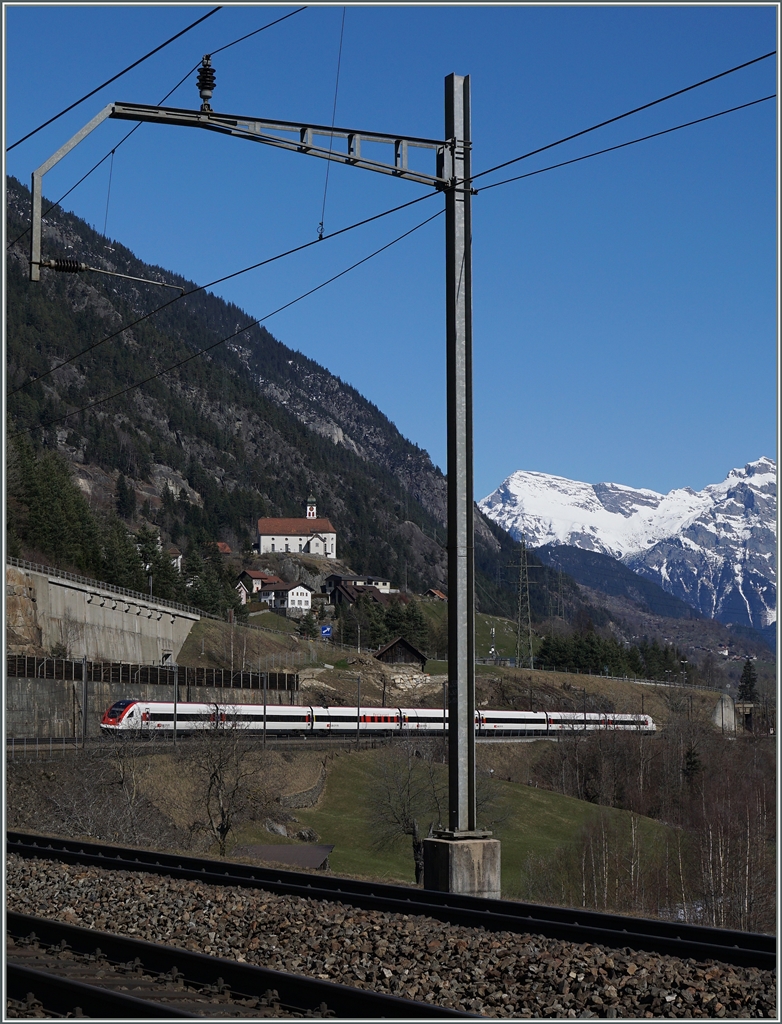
8, 916, 473, 1018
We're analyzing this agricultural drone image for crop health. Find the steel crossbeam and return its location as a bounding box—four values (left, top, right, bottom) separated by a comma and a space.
29, 101, 448, 281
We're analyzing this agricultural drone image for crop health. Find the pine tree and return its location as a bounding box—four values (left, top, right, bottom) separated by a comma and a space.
116, 473, 136, 521
384, 598, 407, 639
99, 515, 146, 591
298, 610, 317, 638
403, 600, 429, 653
737, 658, 758, 702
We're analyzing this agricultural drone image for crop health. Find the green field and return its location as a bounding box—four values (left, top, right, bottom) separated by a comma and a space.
245, 609, 299, 633
280, 747, 667, 893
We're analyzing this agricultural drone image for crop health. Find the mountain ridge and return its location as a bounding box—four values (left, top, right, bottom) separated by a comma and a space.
479, 459, 777, 632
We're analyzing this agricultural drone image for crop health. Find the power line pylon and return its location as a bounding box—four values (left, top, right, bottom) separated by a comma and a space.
513, 536, 534, 670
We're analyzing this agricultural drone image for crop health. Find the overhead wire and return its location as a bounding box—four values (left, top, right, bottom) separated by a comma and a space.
9, 208, 444, 437
475, 94, 776, 193
209, 6, 307, 56
8, 44, 773, 407
318, 6, 347, 240
8, 190, 439, 395
102, 150, 115, 237
7, 7, 223, 151
10, 81, 773, 394
10, 44, 771, 251
470, 49, 776, 186
6, 7, 310, 251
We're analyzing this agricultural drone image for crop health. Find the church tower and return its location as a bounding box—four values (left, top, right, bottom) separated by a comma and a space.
306, 496, 317, 520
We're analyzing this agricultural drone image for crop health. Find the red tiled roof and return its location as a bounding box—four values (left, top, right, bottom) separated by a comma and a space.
256, 518, 336, 535
216, 541, 232, 554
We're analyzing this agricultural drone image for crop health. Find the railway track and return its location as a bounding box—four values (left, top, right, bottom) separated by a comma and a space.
8, 831, 775, 970
7, 912, 475, 1019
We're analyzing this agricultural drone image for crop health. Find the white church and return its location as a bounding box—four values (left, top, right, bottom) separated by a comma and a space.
256, 497, 337, 559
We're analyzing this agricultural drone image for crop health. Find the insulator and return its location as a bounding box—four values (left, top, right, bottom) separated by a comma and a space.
197, 55, 215, 111
42, 258, 88, 273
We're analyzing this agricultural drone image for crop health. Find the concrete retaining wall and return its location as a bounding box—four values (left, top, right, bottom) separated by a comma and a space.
712, 694, 737, 734
5, 677, 300, 739
6, 564, 198, 664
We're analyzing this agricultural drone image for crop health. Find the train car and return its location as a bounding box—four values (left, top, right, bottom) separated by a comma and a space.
310, 706, 399, 734
399, 707, 450, 733
614, 713, 655, 732
478, 710, 549, 737
101, 699, 141, 730
546, 711, 654, 733
360, 708, 402, 733
101, 700, 655, 738
101, 700, 314, 735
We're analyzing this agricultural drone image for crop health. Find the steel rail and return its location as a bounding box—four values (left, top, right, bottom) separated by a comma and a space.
6, 961, 198, 1018
8, 831, 775, 970
7, 911, 475, 1018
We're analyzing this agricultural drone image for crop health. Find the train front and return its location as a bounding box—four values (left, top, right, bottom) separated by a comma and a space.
100, 699, 138, 732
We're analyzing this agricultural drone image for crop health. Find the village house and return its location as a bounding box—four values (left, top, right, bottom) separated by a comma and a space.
256, 498, 337, 559
165, 544, 183, 572
322, 572, 393, 603
330, 581, 393, 608
235, 570, 284, 605
255, 581, 314, 616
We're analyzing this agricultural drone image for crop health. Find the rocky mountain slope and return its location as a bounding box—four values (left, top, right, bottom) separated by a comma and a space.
5, 176, 513, 611
479, 459, 777, 634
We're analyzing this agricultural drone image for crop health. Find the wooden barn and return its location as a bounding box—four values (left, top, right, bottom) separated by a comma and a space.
374, 636, 427, 672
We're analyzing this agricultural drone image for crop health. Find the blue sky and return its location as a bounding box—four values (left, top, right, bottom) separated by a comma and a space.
4, 4, 778, 499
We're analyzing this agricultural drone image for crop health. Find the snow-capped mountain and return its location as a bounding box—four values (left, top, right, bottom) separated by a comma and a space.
479, 458, 777, 631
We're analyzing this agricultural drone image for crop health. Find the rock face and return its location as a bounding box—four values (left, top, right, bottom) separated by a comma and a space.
5, 567, 44, 654
479, 458, 776, 631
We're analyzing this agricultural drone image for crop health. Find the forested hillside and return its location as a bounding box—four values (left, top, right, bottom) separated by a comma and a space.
6, 176, 557, 619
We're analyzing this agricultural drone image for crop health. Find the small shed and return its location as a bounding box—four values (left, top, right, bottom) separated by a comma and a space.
374, 636, 427, 672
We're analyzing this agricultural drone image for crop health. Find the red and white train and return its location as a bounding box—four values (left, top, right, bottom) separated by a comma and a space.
101, 700, 656, 738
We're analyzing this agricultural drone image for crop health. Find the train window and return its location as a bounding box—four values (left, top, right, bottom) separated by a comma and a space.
108, 700, 135, 715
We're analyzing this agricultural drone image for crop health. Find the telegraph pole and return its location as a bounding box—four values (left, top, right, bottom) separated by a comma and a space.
444, 73, 476, 836
423, 75, 500, 898
28, 64, 499, 898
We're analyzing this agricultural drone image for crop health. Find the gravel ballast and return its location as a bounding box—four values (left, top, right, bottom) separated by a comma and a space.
5, 854, 776, 1018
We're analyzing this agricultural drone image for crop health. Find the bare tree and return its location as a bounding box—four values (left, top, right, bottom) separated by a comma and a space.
368, 737, 506, 884
184, 707, 281, 857
6, 739, 181, 849
51, 611, 83, 658
369, 738, 447, 884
